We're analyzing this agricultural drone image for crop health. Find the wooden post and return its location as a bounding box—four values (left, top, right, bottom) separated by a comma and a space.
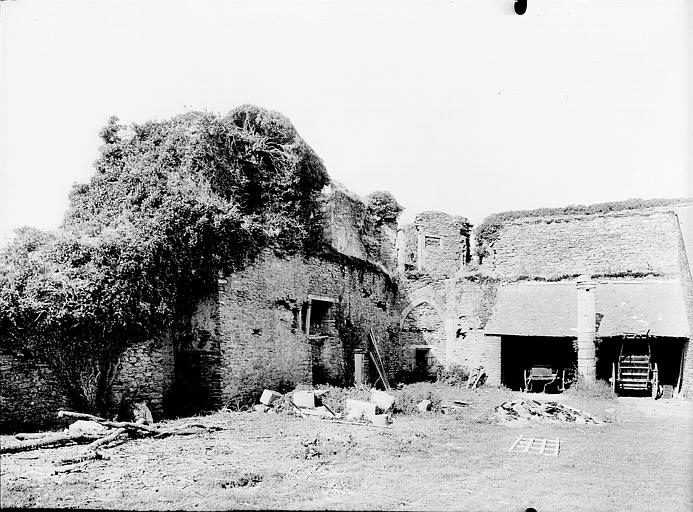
354, 353, 365, 385
304, 301, 312, 336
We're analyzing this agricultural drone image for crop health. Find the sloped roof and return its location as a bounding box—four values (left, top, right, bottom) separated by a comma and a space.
597, 281, 689, 338
485, 282, 576, 337
484, 280, 690, 338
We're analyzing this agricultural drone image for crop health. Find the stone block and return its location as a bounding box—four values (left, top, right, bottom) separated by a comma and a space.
292, 390, 316, 409
346, 399, 376, 420
370, 390, 395, 412
68, 420, 107, 436
371, 413, 390, 426
417, 399, 432, 413
260, 389, 283, 406
254, 404, 269, 413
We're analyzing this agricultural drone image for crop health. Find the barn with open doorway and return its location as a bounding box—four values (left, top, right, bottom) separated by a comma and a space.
484, 279, 691, 396
596, 281, 690, 397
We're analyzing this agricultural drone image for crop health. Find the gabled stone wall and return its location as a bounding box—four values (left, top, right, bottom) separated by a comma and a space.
485, 209, 681, 279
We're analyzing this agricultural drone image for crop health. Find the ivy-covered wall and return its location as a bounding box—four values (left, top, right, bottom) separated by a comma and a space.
216, 252, 403, 406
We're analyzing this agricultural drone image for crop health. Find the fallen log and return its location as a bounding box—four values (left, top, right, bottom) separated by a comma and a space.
59, 451, 105, 466
53, 461, 91, 475
86, 427, 127, 451
1, 432, 100, 454
57, 411, 159, 435
14, 432, 53, 441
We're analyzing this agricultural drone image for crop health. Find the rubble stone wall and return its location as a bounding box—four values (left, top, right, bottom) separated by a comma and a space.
414, 211, 470, 277
216, 252, 401, 404
0, 353, 70, 433
109, 336, 175, 421
322, 188, 368, 261
485, 210, 680, 279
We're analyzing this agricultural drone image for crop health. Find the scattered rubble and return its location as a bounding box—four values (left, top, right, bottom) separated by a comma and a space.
292, 390, 317, 409
256, 388, 394, 427
260, 390, 283, 406
495, 400, 603, 424
417, 399, 432, 413
371, 390, 396, 411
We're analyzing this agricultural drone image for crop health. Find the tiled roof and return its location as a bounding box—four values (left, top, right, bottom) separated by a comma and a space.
484, 280, 689, 338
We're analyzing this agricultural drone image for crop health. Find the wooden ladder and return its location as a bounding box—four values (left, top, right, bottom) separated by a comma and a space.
369, 327, 391, 390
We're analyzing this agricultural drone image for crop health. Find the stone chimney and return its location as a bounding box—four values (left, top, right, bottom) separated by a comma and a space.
576, 274, 597, 381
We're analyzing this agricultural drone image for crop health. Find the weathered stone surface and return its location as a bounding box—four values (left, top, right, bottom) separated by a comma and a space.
292, 391, 316, 409
416, 399, 432, 412
68, 420, 107, 436
260, 390, 283, 406
486, 210, 680, 279
0, 353, 70, 433
346, 399, 377, 420
370, 390, 395, 411
217, 253, 403, 406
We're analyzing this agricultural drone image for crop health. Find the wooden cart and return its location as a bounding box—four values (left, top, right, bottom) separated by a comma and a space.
523, 365, 565, 393
611, 337, 660, 399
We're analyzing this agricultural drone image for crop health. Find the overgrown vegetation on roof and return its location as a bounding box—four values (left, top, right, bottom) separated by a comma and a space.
474, 197, 692, 258
0, 105, 329, 412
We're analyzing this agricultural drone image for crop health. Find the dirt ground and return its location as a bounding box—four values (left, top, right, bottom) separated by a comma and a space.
1, 387, 692, 511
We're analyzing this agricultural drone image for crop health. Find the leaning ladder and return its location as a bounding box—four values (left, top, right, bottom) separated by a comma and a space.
369, 327, 391, 390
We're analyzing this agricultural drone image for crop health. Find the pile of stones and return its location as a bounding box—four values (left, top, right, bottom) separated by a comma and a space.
495, 399, 603, 424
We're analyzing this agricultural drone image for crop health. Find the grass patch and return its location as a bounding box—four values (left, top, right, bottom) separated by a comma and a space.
564, 376, 616, 400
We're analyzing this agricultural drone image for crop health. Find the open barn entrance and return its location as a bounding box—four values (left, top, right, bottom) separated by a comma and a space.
501, 336, 577, 391
598, 337, 687, 396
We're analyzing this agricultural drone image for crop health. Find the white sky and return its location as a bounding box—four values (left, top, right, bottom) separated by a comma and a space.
0, 0, 690, 246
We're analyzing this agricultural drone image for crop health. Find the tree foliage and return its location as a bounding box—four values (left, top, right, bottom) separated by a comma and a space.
0, 105, 329, 411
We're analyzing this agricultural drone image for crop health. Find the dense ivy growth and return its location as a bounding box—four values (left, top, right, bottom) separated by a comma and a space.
361, 191, 403, 258
0, 106, 329, 411
474, 197, 691, 260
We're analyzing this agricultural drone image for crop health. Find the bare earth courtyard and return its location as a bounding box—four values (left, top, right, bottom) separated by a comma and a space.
1, 387, 691, 511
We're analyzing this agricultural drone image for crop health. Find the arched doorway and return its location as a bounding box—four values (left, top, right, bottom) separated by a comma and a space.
400, 298, 446, 380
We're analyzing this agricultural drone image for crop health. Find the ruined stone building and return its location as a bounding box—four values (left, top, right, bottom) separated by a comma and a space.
396, 202, 693, 399
2, 191, 693, 432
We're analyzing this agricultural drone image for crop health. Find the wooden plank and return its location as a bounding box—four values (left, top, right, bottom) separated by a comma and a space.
508, 435, 523, 452
521, 438, 533, 453
369, 328, 390, 390
539, 438, 548, 454
369, 350, 389, 391
307, 294, 337, 303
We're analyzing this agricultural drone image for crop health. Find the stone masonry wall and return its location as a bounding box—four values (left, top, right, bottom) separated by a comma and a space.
174, 295, 223, 415
414, 211, 471, 278
322, 187, 368, 261
0, 352, 70, 433
486, 209, 681, 279
217, 252, 401, 405
109, 336, 175, 421
397, 276, 489, 375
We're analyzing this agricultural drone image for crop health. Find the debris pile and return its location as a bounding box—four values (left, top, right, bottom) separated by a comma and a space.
495, 399, 603, 424
256, 388, 395, 427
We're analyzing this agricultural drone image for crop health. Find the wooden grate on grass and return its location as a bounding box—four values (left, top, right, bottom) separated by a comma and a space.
509, 436, 560, 457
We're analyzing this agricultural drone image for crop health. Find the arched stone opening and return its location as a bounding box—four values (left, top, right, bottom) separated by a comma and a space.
400, 298, 446, 380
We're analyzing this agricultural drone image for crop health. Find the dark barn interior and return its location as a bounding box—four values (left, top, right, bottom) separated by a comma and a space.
500, 336, 577, 391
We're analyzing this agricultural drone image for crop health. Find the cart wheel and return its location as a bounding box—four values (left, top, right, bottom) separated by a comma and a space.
611, 362, 617, 394
651, 363, 660, 400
